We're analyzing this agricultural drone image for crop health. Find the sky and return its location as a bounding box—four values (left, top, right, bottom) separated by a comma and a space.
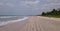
0, 0, 60, 15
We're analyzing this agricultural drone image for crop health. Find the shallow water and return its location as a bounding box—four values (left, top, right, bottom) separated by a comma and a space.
0, 16, 29, 26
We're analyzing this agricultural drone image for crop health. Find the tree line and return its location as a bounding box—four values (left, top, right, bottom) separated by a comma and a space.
41, 9, 60, 16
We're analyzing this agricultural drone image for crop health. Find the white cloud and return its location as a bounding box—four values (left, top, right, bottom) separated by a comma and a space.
41, 3, 60, 6
0, 3, 4, 5
18, 0, 40, 7
39, 3, 60, 9
6, 3, 15, 7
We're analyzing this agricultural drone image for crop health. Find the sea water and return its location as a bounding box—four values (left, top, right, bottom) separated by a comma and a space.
0, 16, 29, 26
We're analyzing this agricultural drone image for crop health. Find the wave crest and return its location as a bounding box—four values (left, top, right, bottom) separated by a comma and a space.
0, 17, 29, 26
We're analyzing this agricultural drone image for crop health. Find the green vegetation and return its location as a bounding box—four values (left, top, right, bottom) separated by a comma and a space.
41, 8, 60, 18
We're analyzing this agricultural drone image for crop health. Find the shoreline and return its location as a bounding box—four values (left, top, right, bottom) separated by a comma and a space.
0, 16, 60, 31
0, 17, 29, 31
0, 17, 29, 26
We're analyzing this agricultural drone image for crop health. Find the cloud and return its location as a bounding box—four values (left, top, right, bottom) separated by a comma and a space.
6, 3, 15, 7
39, 3, 60, 10
0, 0, 60, 15
18, 0, 40, 7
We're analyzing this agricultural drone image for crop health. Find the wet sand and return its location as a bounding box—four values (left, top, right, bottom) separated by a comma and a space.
0, 16, 60, 31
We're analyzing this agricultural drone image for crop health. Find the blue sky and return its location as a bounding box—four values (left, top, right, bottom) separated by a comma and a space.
0, 0, 60, 15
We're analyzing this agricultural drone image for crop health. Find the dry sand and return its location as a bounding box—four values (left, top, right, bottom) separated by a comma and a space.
39, 16, 60, 21
0, 16, 60, 31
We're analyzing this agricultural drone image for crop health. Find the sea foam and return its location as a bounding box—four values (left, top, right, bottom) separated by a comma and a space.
0, 16, 17, 18
0, 17, 29, 26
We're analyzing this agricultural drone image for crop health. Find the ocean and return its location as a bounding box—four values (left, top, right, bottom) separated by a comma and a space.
0, 16, 29, 26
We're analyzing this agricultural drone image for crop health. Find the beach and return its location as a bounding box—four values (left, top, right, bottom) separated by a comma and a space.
0, 16, 60, 31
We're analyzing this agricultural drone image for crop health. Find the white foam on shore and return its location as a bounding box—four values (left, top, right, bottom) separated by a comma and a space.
0, 16, 17, 18
0, 17, 29, 26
